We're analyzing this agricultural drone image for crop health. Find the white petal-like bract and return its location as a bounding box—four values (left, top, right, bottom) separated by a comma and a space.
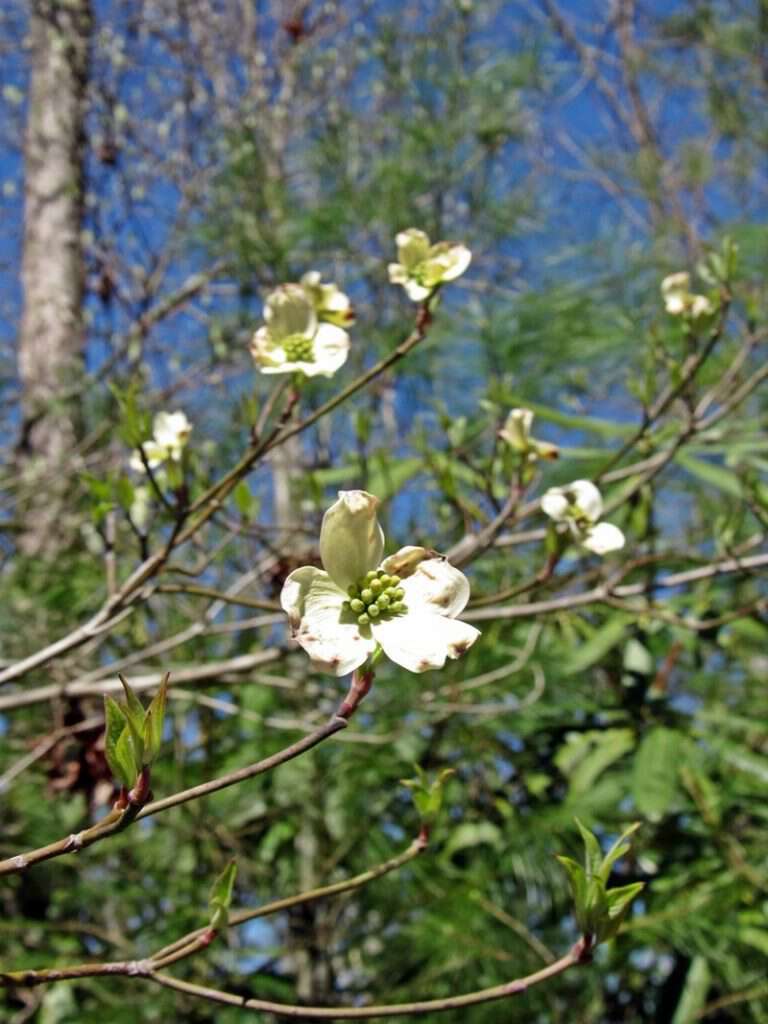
282, 567, 376, 676
582, 522, 626, 554
398, 556, 471, 619
541, 488, 570, 521
306, 323, 350, 378
570, 480, 603, 522
372, 613, 480, 674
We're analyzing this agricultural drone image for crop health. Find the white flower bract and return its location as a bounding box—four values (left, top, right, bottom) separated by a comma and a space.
661, 272, 714, 319
250, 283, 350, 377
499, 408, 559, 461
130, 410, 192, 472
281, 490, 481, 676
541, 479, 625, 555
301, 271, 355, 328
388, 228, 471, 301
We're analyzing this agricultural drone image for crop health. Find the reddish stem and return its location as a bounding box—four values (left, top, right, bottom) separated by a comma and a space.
337, 668, 375, 719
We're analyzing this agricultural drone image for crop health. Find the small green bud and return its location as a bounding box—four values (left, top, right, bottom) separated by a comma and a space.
378, 593, 390, 609
394, 587, 405, 600
350, 598, 365, 614
370, 579, 382, 595
361, 588, 374, 603
368, 603, 380, 618
377, 568, 388, 579
357, 613, 370, 626
390, 601, 405, 614
365, 570, 378, 584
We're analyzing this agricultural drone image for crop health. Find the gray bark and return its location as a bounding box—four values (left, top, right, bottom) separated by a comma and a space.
17, 0, 91, 551
19, 0, 90, 460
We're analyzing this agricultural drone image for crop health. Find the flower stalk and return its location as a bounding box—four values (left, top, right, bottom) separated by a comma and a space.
337, 666, 375, 719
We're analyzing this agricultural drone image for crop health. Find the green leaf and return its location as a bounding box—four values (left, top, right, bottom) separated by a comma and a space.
565, 617, 629, 675
209, 860, 238, 930
600, 822, 641, 882
671, 956, 712, 1024
599, 882, 645, 941
144, 674, 169, 762
104, 697, 133, 787
556, 728, 635, 795
633, 728, 686, 818
118, 675, 146, 767
110, 380, 151, 448
717, 741, 768, 783
576, 819, 603, 879
623, 638, 654, 676
676, 452, 742, 498
555, 855, 588, 929
232, 480, 255, 519
119, 675, 146, 733
114, 476, 135, 511
367, 455, 422, 501
114, 724, 139, 787
401, 767, 454, 825
740, 927, 768, 957
442, 822, 503, 859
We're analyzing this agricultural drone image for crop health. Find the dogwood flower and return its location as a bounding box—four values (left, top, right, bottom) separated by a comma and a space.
388, 229, 471, 301
499, 408, 559, 461
281, 490, 480, 676
130, 410, 192, 472
301, 271, 355, 327
250, 283, 350, 377
541, 479, 625, 555
661, 272, 714, 319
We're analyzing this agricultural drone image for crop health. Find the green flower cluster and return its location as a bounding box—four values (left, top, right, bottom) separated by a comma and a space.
343, 568, 406, 626
282, 334, 315, 363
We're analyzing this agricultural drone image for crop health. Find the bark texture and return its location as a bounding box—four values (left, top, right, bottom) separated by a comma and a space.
18, 0, 92, 551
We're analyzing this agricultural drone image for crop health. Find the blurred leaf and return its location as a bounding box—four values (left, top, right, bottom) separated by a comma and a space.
209, 860, 238, 930
443, 822, 503, 858
633, 728, 685, 818
565, 617, 629, 675
671, 956, 712, 1024
556, 729, 634, 794
676, 452, 742, 498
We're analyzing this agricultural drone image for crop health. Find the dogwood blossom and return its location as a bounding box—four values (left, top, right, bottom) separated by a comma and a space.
661, 272, 714, 319
541, 479, 625, 555
499, 408, 559, 461
388, 229, 471, 301
281, 490, 480, 676
250, 283, 350, 377
300, 271, 355, 327
130, 410, 192, 472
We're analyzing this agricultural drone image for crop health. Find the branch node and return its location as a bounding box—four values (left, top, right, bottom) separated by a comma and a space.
125, 959, 152, 977
67, 831, 85, 852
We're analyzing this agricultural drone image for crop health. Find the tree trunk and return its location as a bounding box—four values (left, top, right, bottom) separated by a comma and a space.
17, 0, 91, 552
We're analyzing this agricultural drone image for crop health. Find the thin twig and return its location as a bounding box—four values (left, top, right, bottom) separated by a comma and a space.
0, 714, 347, 877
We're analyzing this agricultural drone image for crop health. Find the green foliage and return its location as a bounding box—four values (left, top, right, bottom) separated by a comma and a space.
208, 860, 238, 930
103, 675, 169, 787
401, 766, 455, 829
556, 821, 644, 944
